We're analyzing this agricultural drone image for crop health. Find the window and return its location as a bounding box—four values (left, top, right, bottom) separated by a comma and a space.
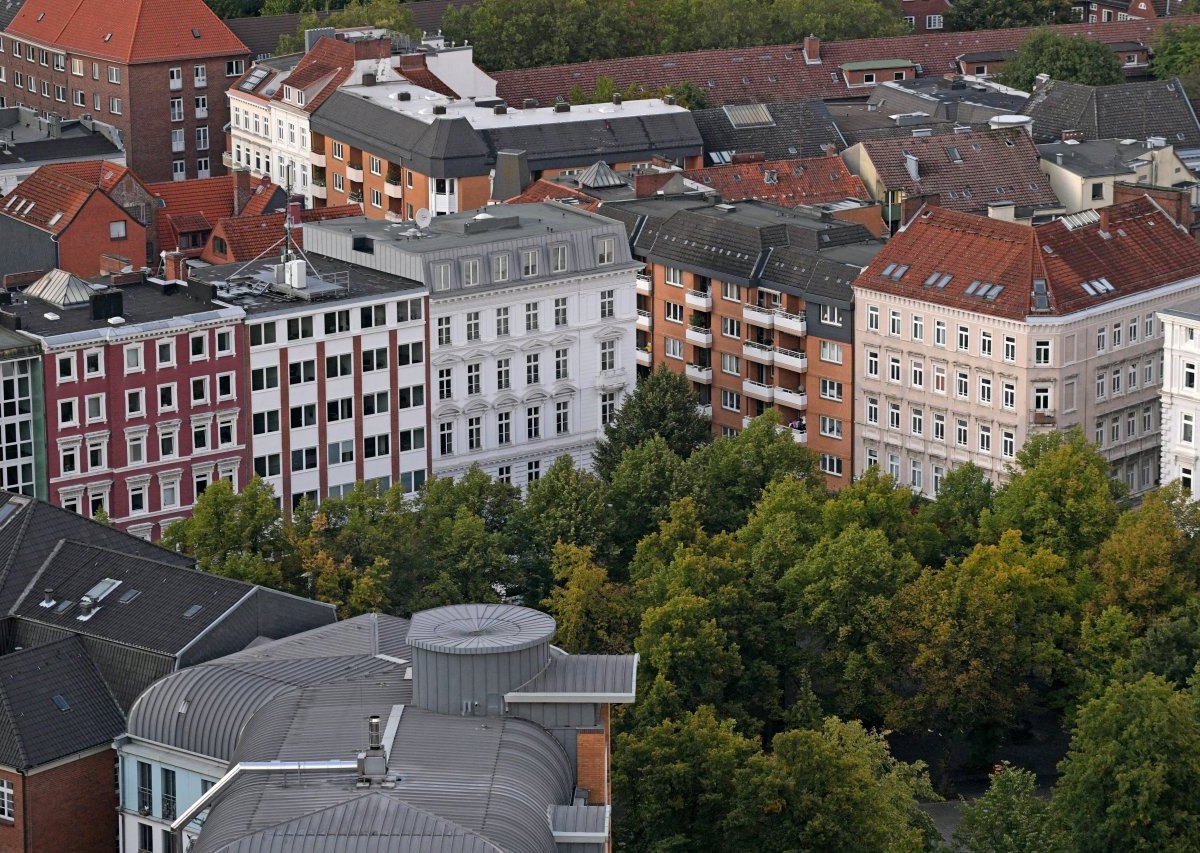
819, 378, 843, 401
722, 317, 741, 339
60, 398, 77, 426
866, 350, 879, 378
596, 237, 615, 265
821, 454, 843, 477
723, 282, 741, 302
867, 305, 879, 331
437, 317, 451, 346
84, 349, 103, 377
497, 358, 511, 390
159, 383, 177, 411
138, 824, 152, 853
526, 354, 540, 385
365, 434, 390, 459
128, 434, 145, 465
127, 389, 144, 417
287, 316, 313, 341
956, 371, 969, 399
551, 244, 568, 272
108, 65, 120, 84
226, 59, 245, 77
109, 97, 122, 115
665, 302, 684, 324
600, 289, 615, 319
1034, 340, 1051, 365
889, 356, 901, 383
438, 368, 453, 400
978, 424, 992, 453
360, 304, 386, 329
327, 398, 353, 422
1147, 313, 1156, 338
254, 453, 281, 478
522, 249, 539, 277
333, 173, 344, 192
956, 419, 968, 447
721, 389, 741, 412
170, 97, 184, 122
927, 14, 943, 28
889, 402, 901, 429
887, 454, 900, 479
527, 406, 541, 439
890, 310, 901, 336
397, 385, 424, 410
554, 297, 568, 327
555, 348, 569, 380
493, 254, 510, 282
397, 298, 423, 323
1184, 413, 1195, 444
328, 440, 354, 465
556, 400, 570, 435
1113, 322, 1122, 348
821, 305, 842, 327
909, 459, 924, 492
600, 339, 616, 371
363, 391, 389, 416
601, 392, 617, 425
325, 353, 352, 378
467, 362, 482, 395
1187, 362, 1197, 390
252, 410, 280, 435
291, 446, 318, 472
935, 320, 946, 347
820, 341, 843, 364
86, 394, 104, 423
1091, 182, 1104, 201
496, 306, 510, 337
863, 73, 876, 84
61, 444, 78, 474
820, 415, 843, 439
1003, 382, 1016, 410
137, 761, 153, 813
528, 460, 542, 483
250, 322, 276, 346
1034, 385, 1051, 411
192, 419, 210, 452
162, 768, 177, 821
957, 325, 969, 352
867, 397, 879, 424
934, 413, 946, 441
911, 360, 924, 388
978, 375, 992, 404
288, 360, 315, 385
912, 315, 924, 341
525, 302, 539, 332
57, 354, 75, 382
463, 258, 481, 287
495, 410, 512, 446
979, 331, 992, 358
194, 64, 207, 87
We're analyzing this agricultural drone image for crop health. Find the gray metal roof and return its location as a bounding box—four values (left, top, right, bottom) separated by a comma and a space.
0, 636, 123, 770
406, 604, 555, 655
507, 654, 637, 702
128, 614, 413, 761
549, 804, 609, 835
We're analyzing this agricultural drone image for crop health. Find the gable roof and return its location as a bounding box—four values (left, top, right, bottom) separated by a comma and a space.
491, 16, 1200, 107
200, 203, 362, 264
0, 166, 97, 234
692, 99, 846, 161
680, 156, 869, 206
224, 11, 331, 60
855, 195, 1200, 320
148, 176, 280, 252
855, 128, 1061, 214
5, 0, 248, 65
275, 36, 356, 112
1019, 76, 1200, 145
46, 159, 140, 193
0, 636, 124, 770
504, 179, 603, 211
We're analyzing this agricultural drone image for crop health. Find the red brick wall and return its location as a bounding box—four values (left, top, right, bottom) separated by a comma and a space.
0, 749, 115, 853
58, 193, 146, 277
576, 728, 608, 806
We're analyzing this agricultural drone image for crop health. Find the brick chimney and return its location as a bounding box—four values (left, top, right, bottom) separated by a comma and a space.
731, 151, 766, 164
232, 168, 252, 216
803, 34, 821, 63
1061, 129, 1086, 142
163, 251, 189, 283
355, 36, 393, 61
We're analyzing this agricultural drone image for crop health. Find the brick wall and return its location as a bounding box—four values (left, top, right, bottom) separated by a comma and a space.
0, 767, 27, 853
58, 193, 147, 276
576, 727, 608, 806
0, 748, 116, 853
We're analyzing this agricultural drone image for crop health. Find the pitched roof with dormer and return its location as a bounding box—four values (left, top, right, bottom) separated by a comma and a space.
0, 166, 103, 234
855, 128, 1061, 214
200, 203, 362, 264
680, 156, 869, 205
854, 196, 1200, 321
148, 175, 281, 254
42, 159, 140, 194
5, 0, 248, 64
1019, 75, 1200, 145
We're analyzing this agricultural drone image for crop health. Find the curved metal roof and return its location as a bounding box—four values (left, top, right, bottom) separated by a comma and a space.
407, 604, 555, 655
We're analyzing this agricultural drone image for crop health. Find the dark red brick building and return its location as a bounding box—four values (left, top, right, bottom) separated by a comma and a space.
0, 0, 249, 182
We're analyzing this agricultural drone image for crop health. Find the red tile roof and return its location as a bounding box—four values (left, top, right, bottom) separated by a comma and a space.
46, 160, 139, 194
148, 176, 235, 252
854, 196, 1200, 320
680, 156, 868, 205
199, 203, 362, 264
6, 0, 248, 65
505, 180, 602, 211
854, 128, 1060, 214
492, 16, 1200, 106
275, 37, 356, 113
0, 167, 95, 234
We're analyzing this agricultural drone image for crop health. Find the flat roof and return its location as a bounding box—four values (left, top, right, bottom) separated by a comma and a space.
840, 59, 915, 71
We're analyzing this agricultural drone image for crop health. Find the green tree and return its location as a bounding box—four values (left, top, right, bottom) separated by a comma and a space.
736, 475, 827, 580
946, 0, 1071, 31
917, 462, 994, 563
1152, 24, 1200, 97
726, 717, 938, 851
605, 436, 689, 568
612, 706, 759, 852
767, 0, 912, 41
821, 465, 940, 564
891, 531, 1077, 736
543, 543, 635, 654
593, 364, 710, 480
1000, 30, 1125, 92
780, 525, 918, 721
162, 477, 286, 587
1053, 674, 1200, 851
981, 427, 1123, 567
279, 0, 418, 53
1073, 605, 1139, 706
954, 763, 1063, 853
685, 411, 819, 532
1125, 600, 1200, 686
293, 513, 390, 617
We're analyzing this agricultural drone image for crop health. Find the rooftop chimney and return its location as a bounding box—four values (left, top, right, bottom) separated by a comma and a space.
232, 167, 252, 216
803, 34, 822, 64
432, 104, 447, 115
903, 152, 920, 182
368, 715, 381, 750
164, 251, 189, 283
1061, 129, 1085, 142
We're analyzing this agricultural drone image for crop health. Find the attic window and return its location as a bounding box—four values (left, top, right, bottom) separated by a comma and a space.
48, 212, 62, 227
890, 264, 909, 280
36, 12, 44, 20
52, 694, 69, 711
947, 146, 963, 163
118, 589, 141, 604
1004, 138, 1014, 147
191, 28, 201, 39
882, 262, 897, 276
183, 604, 203, 618
924, 271, 941, 286
103, 33, 112, 42
937, 274, 952, 288
54, 599, 73, 614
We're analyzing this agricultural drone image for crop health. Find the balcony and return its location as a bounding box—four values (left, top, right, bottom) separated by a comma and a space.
194, 74, 207, 89
1032, 410, 1056, 425
774, 346, 808, 373
636, 309, 651, 331
346, 163, 364, 183
743, 379, 775, 402
169, 77, 182, 91
598, 367, 628, 388
775, 309, 807, 337
221, 151, 234, 168
311, 151, 327, 168
636, 273, 651, 295
311, 182, 327, 200
685, 289, 713, 311
775, 387, 808, 410
171, 138, 186, 153
785, 425, 808, 444
743, 340, 774, 365
686, 325, 713, 347
195, 107, 208, 119
697, 403, 712, 418
385, 180, 403, 199
636, 347, 652, 367
743, 303, 775, 329
349, 190, 364, 203
685, 363, 713, 384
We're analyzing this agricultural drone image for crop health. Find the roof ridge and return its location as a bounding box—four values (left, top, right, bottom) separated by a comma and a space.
10, 538, 66, 615
0, 500, 35, 613
0, 660, 28, 768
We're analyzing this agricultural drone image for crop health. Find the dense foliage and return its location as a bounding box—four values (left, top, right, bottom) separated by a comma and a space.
945, 0, 1072, 32
169, 363, 1200, 848
1000, 29, 1124, 91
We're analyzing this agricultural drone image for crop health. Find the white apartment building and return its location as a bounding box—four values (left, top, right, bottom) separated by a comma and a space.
189, 247, 429, 510
1158, 299, 1200, 491
855, 200, 1200, 498
301, 205, 640, 486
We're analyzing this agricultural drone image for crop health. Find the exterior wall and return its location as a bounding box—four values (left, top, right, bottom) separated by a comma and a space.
43, 310, 247, 537
118, 740, 225, 853
245, 294, 430, 510
576, 728, 608, 806
128, 58, 232, 183
1040, 148, 1193, 213
58, 193, 147, 277
855, 281, 1198, 498
0, 747, 117, 853
842, 66, 913, 89
229, 93, 274, 186
0, 354, 44, 499
0, 217, 56, 278
1158, 307, 1200, 489
958, 59, 1010, 77
429, 259, 638, 484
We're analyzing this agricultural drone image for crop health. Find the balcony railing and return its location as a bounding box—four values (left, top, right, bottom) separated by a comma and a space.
774, 346, 808, 372
743, 303, 775, 328
742, 379, 775, 401
686, 325, 712, 347
636, 273, 652, 294
685, 363, 713, 384
743, 340, 773, 364
685, 289, 712, 311
774, 309, 807, 336
636, 309, 651, 330
636, 347, 651, 366
1032, 410, 1056, 425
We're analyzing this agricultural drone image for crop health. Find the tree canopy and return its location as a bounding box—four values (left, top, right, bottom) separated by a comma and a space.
1000, 30, 1125, 91
1152, 24, 1200, 99
946, 0, 1072, 32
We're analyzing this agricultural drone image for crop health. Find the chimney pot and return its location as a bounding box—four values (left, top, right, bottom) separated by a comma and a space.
368, 715, 382, 750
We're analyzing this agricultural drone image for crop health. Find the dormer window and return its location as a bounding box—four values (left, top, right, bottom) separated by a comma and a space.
296, 90, 306, 106
283, 85, 293, 102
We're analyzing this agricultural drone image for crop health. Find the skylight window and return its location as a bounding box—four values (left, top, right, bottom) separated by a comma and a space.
191, 28, 201, 39
183, 604, 203, 618
52, 694, 69, 711
882, 262, 897, 276
937, 274, 952, 288
947, 146, 963, 163
890, 264, 909, 280
966, 280, 981, 295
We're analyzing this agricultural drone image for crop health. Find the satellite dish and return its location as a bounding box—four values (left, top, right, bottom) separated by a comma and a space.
415, 208, 432, 229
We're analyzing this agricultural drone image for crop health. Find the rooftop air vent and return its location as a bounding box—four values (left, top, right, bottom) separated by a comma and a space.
554, 102, 570, 113
432, 104, 447, 115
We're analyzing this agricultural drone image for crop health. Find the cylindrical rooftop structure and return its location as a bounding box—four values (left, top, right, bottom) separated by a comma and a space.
407, 603, 555, 716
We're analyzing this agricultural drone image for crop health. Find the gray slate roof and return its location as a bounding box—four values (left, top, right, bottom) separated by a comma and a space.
691, 99, 846, 161
0, 636, 123, 770
224, 11, 332, 59
0, 0, 26, 30
1019, 76, 1200, 146
1037, 138, 1184, 178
